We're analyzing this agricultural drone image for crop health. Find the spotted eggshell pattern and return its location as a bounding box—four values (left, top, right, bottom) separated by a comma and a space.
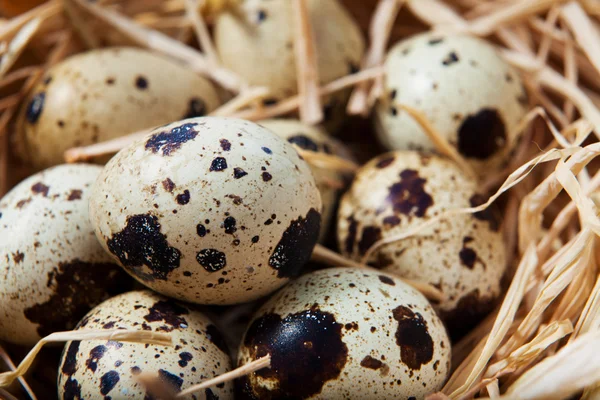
238, 267, 451, 399
15, 47, 221, 169
374, 33, 528, 173
214, 0, 364, 128
258, 119, 350, 242
0, 164, 132, 346
90, 117, 322, 305
57, 290, 233, 400
337, 151, 506, 337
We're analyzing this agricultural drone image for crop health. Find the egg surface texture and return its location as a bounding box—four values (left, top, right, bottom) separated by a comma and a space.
374, 33, 528, 173
15, 47, 221, 169
259, 119, 350, 241
238, 267, 451, 399
337, 151, 506, 336
0, 164, 131, 346
57, 290, 234, 400
90, 117, 322, 305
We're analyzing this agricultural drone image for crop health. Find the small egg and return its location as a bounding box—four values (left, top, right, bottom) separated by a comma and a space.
15, 47, 221, 169
258, 119, 351, 241
0, 164, 132, 346
89, 117, 322, 305
214, 0, 365, 126
57, 290, 234, 400
337, 151, 506, 337
238, 267, 451, 399
374, 33, 528, 173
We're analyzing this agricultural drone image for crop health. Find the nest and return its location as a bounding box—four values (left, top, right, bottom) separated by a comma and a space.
1, 0, 600, 399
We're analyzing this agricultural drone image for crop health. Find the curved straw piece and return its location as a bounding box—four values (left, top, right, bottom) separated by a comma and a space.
293, 146, 359, 174
0, 329, 172, 388
0, 344, 36, 400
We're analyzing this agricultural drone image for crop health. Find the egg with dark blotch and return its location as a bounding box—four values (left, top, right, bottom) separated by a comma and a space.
258, 119, 352, 242
14, 47, 221, 169
0, 164, 132, 346
57, 290, 234, 400
214, 0, 364, 128
89, 117, 322, 305
337, 151, 506, 338
238, 267, 451, 399
374, 33, 528, 174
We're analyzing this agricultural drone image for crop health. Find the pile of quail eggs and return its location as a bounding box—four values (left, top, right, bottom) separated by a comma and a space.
0, 1, 529, 398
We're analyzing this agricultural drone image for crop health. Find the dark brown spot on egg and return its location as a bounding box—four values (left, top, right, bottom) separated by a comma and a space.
184, 97, 207, 118
162, 178, 175, 193
24, 261, 131, 337
176, 190, 190, 205
234, 167, 248, 179
210, 157, 228, 171
206, 324, 229, 354
251, 235, 259, 243
345, 215, 358, 254
159, 369, 183, 391
105, 77, 115, 85
99, 372, 120, 398
197, 224, 207, 237
262, 147, 272, 154
442, 51, 459, 66
135, 76, 148, 90
469, 194, 501, 231
196, 249, 227, 272
241, 307, 348, 399
223, 216, 237, 234
145, 123, 198, 156
383, 215, 401, 227
392, 306, 434, 370
86, 345, 107, 372
61, 340, 81, 376
379, 275, 395, 286
459, 237, 477, 269
262, 172, 272, 182
376, 156, 395, 169
428, 38, 444, 45
358, 226, 382, 256
458, 108, 506, 159
12, 251, 24, 264
220, 139, 231, 151
16, 198, 31, 209
107, 214, 181, 281
360, 355, 384, 370
287, 135, 318, 152
62, 377, 81, 400
178, 352, 193, 367
439, 289, 496, 340
26, 92, 45, 124
257, 9, 267, 22
205, 388, 219, 399
269, 208, 320, 278
31, 182, 49, 196
144, 300, 189, 331
387, 170, 433, 218
67, 190, 83, 201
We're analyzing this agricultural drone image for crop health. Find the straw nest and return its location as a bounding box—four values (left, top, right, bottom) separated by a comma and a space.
1, 0, 600, 399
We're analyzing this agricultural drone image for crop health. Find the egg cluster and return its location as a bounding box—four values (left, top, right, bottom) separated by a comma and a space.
0, 1, 527, 398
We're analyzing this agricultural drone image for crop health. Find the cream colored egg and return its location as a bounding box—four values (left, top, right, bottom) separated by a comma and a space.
89, 117, 322, 305
214, 0, 365, 127
57, 290, 234, 400
374, 33, 528, 173
238, 267, 451, 399
0, 164, 132, 346
337, 151, 506, 337
15, 47, 221, 169
258, 119, 351, 241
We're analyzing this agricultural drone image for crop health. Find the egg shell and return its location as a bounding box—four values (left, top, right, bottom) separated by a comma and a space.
374, 33, 528, 173
238, 267, 451, 399
258, 119, 350, 242
15, 47, 221, 169
337, 151, 506, 337
90, 117, 322, 305
214, 0, 365, 128
57, 290, 234, 400
0, 164, 132, 346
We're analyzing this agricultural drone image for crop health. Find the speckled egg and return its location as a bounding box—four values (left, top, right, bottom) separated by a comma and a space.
374, 33, 528, 173
258, 119, 351, 241
214, 0, 365, 126
337, 151, 506, 338
15, 47, 221, 169
90, 117, 322, 305
0, 164, 132, 346
238, 267, 451, 399
57, 290, 234, 400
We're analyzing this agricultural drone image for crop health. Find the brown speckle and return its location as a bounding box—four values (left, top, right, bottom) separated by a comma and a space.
135, 76, 148, 90
162, 178, 176, 193
392, 306, 434, 370
31, 182, 49, 196
220, 139, 231, 151
262, 172, 272, 182
210, 157, 228, 172
144, 300, 189, 331
379, 275, 395, 286
68, 190, 83, 201
386, 170, 433, 218
458, 108, 506, 160
442, 51, 459, 66
176, 190, 190, 205
196, 249, 227, 272
145, 123, 198, 156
